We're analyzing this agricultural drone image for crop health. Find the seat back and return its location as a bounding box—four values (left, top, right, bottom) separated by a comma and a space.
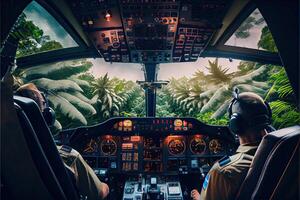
13, 96, 79, 200
14, 103, 67, 199
1, 78, 53, 199
236, 125, 300, 200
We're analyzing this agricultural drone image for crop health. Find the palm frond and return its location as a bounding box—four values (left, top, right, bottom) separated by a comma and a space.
48, 94, 87, 125
57, 92, 96, 115
31, 78, 83, 92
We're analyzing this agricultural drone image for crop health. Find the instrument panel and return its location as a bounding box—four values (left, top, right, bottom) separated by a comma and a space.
61, 117, 237, 174
79, 134, 231, 174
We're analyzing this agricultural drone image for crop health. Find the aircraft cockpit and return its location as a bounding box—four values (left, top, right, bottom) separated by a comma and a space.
1, 0, 299, 200
57, 117, 236, 199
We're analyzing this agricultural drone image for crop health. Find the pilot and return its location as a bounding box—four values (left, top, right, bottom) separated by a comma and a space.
15, 83, 109, 200
191, 90, 272, 200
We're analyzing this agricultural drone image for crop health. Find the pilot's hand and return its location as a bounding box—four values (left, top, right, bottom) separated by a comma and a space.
99, 182, 109, 199
191, 189, 200, 200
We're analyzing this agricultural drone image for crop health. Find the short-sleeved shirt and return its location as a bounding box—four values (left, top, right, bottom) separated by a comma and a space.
200, 143, 258, 200
57, 145, 104, 200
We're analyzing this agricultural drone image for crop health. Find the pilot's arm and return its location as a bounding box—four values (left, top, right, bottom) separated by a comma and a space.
199, 167, 237, 200
59, 146, 109, 200
74, 154, 109, 199
191, 161, 240, 200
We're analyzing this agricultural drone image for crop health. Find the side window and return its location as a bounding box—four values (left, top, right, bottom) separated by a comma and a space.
11, 1, 78, 58
225, 9, 278, 52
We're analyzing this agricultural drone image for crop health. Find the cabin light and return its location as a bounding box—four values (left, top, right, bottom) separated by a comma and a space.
104, 10, 112, 22
88, 20, 94, 25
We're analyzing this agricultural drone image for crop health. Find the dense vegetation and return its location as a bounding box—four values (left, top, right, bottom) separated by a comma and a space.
13, 10, 299, 133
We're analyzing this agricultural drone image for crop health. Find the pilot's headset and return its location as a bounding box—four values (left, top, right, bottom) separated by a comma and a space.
228, 88, 272, 135
40, 92, 56, 127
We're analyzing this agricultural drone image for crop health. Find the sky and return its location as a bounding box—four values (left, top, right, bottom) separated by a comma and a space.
225, 9, 266, 50
23, 1, 78, 48
88, 57, 241, 81
24, 2, 267, 81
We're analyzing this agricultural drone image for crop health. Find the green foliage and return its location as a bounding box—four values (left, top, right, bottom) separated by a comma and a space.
159, 58, 270, 124
11, 13, 63, 57
258, 26, 278, 52
196, 112, 228, 126
91, 74, 144, 121
265, 68, 299, 129
235, 16, 256, 39
269, 101, 300, 129
14, 60, 97, 130
206, 58, 231, 83
236, 61, 256, 75
38, 41, 62, 52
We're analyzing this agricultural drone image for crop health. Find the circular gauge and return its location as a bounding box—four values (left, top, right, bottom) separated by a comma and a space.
83, 139, 98, 154
209, 139, 222, 154
123, 120, 132, 127
168, 138, 186, 155
174, 119, 183, 127
190, 137, 206, 154
100, 138, 117, 156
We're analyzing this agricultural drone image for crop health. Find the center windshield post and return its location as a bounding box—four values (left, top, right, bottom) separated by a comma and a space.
142, 63, 159, 117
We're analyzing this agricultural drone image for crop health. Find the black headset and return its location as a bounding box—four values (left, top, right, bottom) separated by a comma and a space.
40, 92, 56, 127
228, 88, 272, 134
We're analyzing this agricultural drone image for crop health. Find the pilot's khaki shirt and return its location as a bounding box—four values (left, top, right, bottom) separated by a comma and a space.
57, 145, 104, 200
200, 143, 258, 200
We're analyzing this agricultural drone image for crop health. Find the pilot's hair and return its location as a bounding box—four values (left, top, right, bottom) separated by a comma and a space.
231, 92, 270, 132
15, 83, 45, 111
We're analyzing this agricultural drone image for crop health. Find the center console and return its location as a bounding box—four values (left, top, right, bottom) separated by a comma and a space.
123, 176, 183, 200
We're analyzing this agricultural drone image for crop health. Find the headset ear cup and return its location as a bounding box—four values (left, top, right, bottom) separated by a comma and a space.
229, 113, 243, 134
264, 101, 272, 120
228, 98, 236, 118
43, 107, 56, 127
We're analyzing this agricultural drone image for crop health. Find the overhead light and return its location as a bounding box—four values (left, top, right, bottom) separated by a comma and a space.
104, 10, 112, 22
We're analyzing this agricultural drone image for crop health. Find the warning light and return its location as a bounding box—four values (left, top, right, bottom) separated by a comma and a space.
183, 120, 188, 127
130, 136, 141, 142
104, 10, 112, 22
104, 135, 113, 139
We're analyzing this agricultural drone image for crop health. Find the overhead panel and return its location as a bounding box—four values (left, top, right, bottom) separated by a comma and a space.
120, 1, 180, 63
68, 0, 130, 62
67, 0, 232, 63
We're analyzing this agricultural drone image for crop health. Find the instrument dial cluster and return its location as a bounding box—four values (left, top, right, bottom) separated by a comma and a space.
190, 136, 207, 155
82, 135, 226, 156
167, 137, 186, 156
82, 136, 118, 156
80, 134, 230, 173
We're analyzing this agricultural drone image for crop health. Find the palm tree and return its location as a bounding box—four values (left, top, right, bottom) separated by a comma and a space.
205, 58, 231, 84
92, 74, 125, 119
163, 60, 271, 121
13, 59, 96, 130
200, 64, 270, 118
91, 74, 145, 119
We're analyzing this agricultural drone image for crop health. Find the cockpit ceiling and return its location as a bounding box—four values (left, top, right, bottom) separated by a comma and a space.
66, 0, 233, 63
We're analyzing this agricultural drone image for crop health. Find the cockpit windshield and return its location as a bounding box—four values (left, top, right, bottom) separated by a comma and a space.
11, 1, 299, 133
13, 56, 298, 133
